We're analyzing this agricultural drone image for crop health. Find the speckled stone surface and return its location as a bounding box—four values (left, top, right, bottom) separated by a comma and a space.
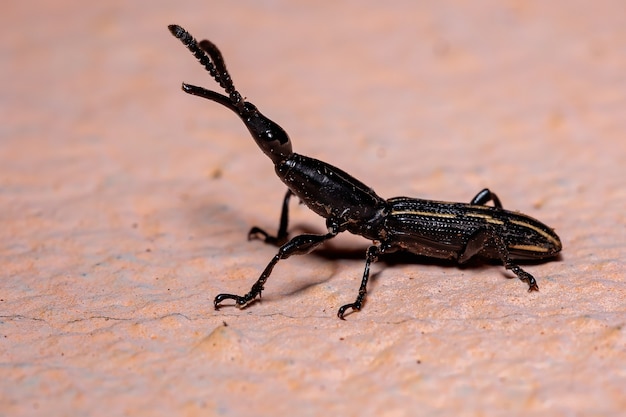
2, 1, 625, 416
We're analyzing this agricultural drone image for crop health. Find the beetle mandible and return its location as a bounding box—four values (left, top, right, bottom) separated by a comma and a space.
168, 25, 562, 319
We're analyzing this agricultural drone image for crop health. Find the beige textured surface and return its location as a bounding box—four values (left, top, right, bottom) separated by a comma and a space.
2, 1, 625, 416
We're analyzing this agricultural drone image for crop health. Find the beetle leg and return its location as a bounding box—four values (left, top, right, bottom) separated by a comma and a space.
248, 189, 293, 245
459, 227, 539, 291
458, 227, 491, 263
470, 188, 503, 208
337, 244, 382, 320
214, 229, 337, 310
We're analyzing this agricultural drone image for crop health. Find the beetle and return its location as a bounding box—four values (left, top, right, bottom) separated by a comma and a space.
168, 25, 562, 319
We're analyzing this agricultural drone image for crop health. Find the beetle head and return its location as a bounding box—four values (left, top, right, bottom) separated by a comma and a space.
169, 25, 293, 164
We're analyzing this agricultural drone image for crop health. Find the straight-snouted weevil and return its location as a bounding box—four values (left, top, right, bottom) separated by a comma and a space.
168, 25, 562, 319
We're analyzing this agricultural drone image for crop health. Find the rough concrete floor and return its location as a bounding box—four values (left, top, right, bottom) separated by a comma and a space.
2, 1, 625, 416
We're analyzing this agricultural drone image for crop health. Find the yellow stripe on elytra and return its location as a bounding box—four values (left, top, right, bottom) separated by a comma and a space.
509, 244, 550, 253
390, 210, 458, 219
509, 219, 560, 247
465, 212, 504, 225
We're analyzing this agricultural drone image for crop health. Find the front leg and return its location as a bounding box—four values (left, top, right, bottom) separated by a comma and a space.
214, 229, 337, 310
248, 189, 293, 245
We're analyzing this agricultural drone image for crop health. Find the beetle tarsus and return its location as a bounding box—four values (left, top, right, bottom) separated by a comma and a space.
247, 226, 273, 242
505, 263, 540, 292
337, 301, 361, 320
214, 293, 252, 309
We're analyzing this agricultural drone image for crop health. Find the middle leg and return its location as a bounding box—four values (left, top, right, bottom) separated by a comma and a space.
337, 244, 382, 320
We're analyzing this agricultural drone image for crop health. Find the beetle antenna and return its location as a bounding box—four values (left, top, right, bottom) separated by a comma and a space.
168, 24, 244, 108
